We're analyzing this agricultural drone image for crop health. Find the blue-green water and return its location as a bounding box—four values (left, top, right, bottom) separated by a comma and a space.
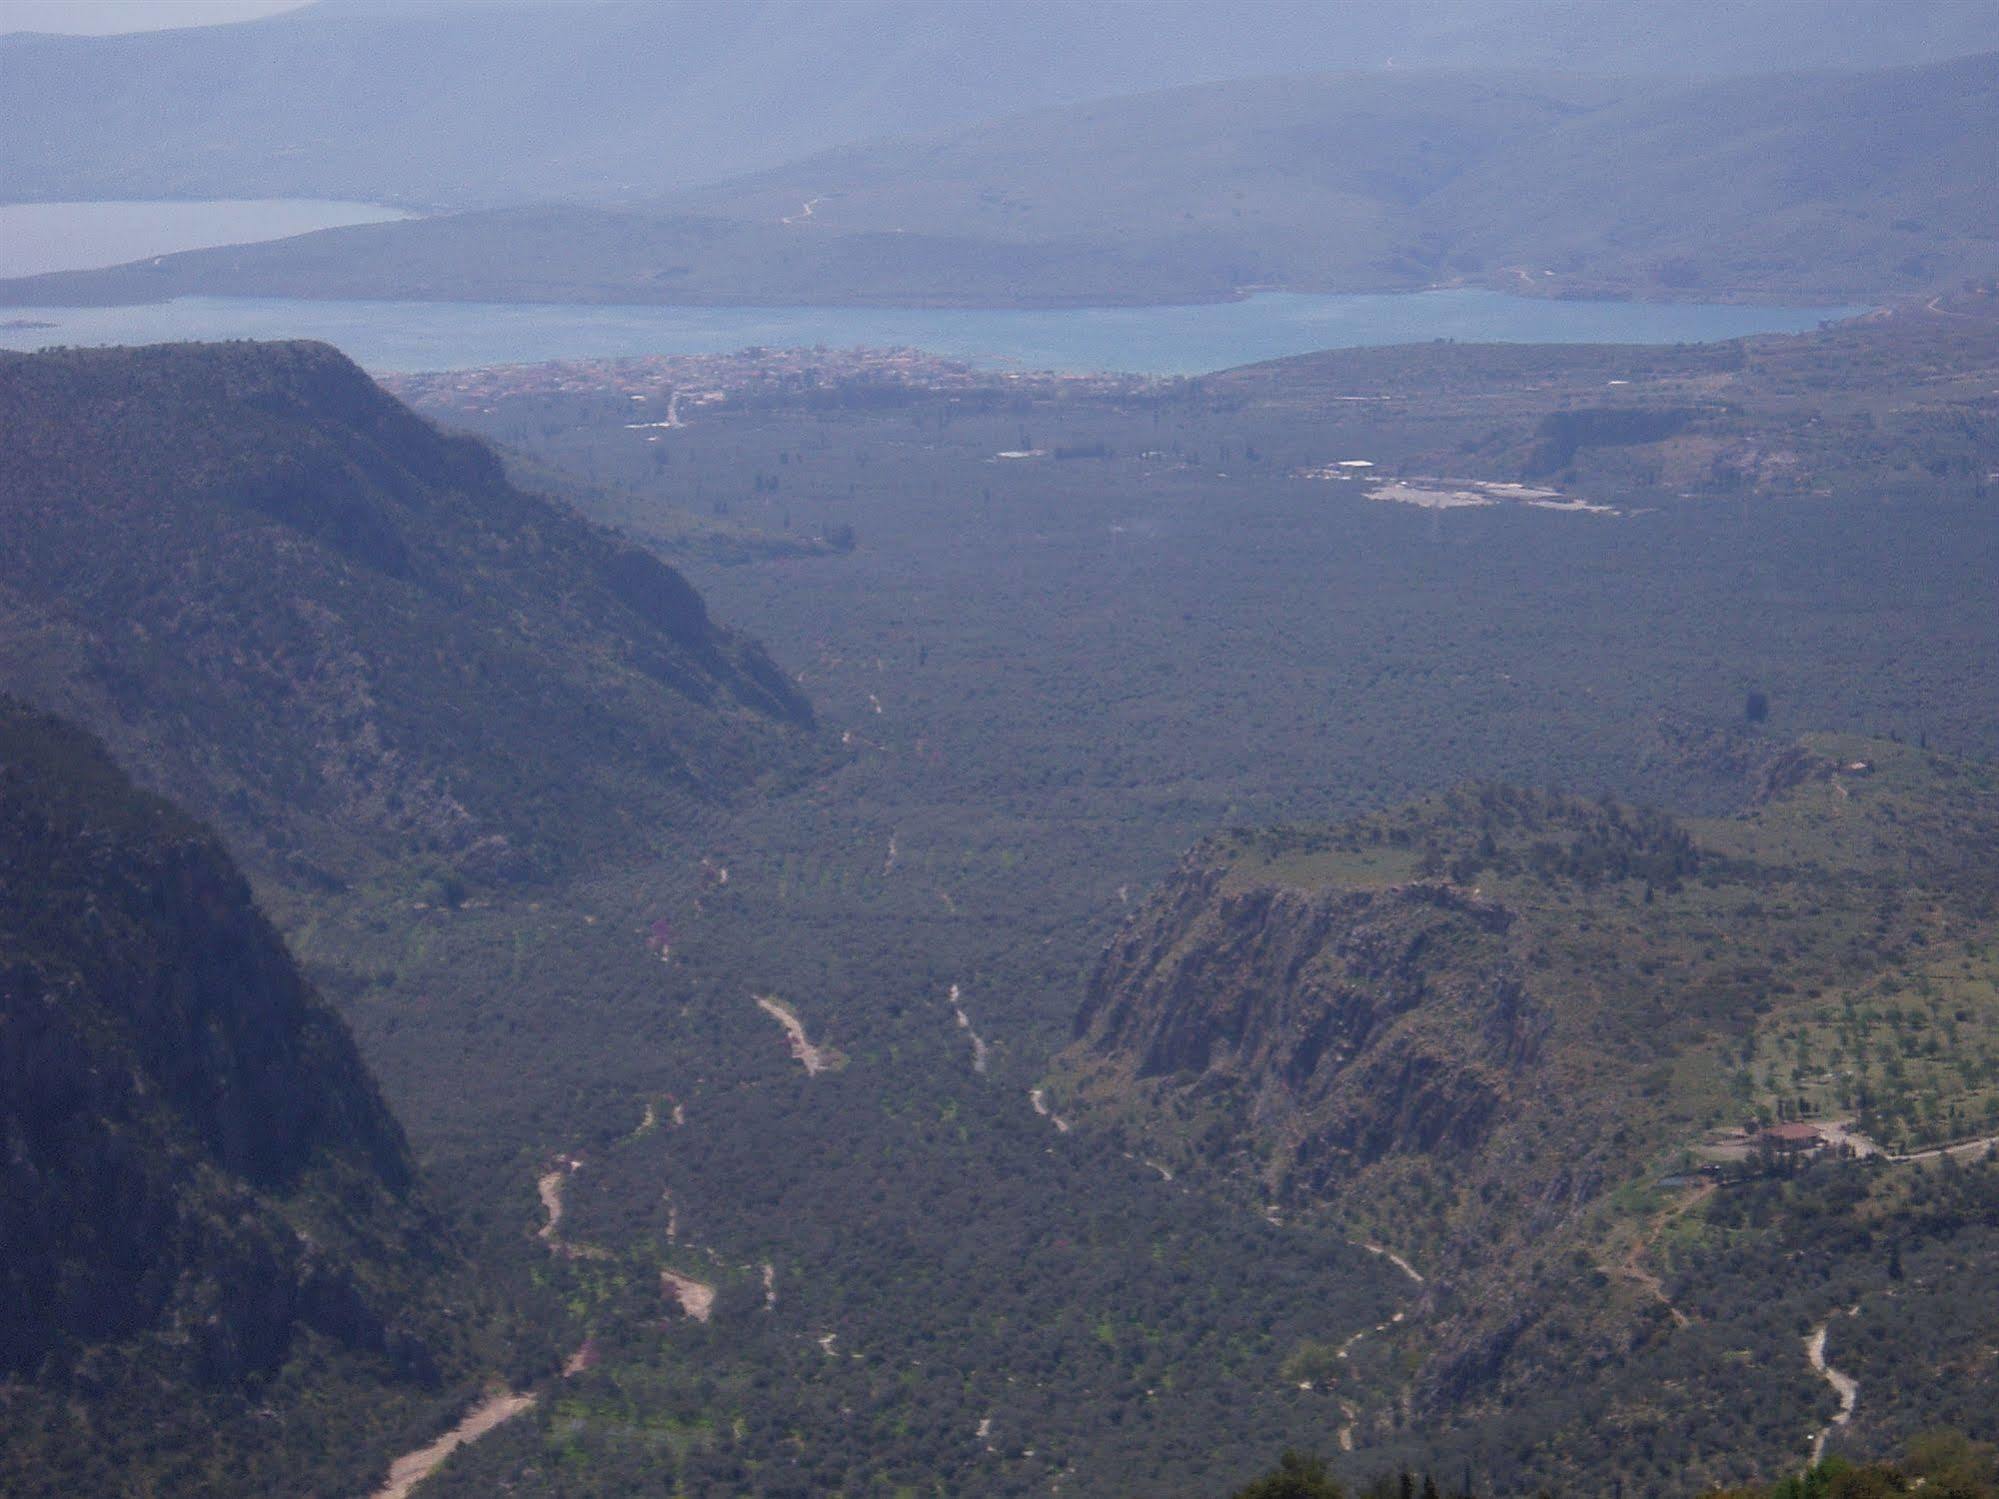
0, 290, 1862, 375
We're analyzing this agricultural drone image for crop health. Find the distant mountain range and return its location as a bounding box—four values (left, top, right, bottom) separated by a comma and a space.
3, 0, 1995, 208
7, 50, 1993, 308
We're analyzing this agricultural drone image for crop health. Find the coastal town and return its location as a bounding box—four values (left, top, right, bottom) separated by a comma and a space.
382, 345, 1156, 421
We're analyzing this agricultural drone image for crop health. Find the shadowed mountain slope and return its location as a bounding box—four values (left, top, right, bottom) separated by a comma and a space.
0, 697, 511, 1497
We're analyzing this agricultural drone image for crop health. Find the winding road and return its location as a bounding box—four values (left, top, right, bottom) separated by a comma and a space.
1280, 1242, 1425, 1456
1805, 1309, 1861, 1467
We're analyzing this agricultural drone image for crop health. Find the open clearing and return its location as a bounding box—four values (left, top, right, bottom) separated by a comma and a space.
662, 1268, 717, 1322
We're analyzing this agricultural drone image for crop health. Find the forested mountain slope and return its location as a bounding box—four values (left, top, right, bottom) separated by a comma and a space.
6, 0, 1993, 209
18, 50, 1991, 310
1, 310, 1992, 1492
0, 698, 512, 1497
0, 341, 813, 890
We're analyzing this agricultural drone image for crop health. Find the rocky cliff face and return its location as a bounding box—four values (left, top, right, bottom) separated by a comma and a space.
0, 698, 482, 1482
1061, 815, 1672, 1439
1074, 851, 1550, 1197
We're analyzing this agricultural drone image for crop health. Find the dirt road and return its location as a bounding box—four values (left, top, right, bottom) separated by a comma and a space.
1363, 1243, 1424, 1284
1806, 1310, 1861, 1466
1029, 1087, 1071, 1132
369, 1391, 536, 1499
948, 983, 990, 1074
536, 1167, 567, 1243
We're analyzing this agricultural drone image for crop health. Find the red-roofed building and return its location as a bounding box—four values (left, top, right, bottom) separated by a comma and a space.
1762, 1121, 1825, 1153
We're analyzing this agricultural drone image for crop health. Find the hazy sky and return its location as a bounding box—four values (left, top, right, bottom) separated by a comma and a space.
2, 0, 304, 33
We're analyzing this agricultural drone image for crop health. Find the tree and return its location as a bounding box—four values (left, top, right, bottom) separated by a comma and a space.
1232, 1451, 1347, 1499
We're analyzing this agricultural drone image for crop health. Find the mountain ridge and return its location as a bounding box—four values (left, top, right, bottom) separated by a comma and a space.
0, 339, 816, 890
9, 0, 1995, 208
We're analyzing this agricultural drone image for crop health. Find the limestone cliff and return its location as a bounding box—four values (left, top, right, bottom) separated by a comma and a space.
1075, 852, 1550, 1200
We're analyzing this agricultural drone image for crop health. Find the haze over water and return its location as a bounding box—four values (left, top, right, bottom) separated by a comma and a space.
0, 199, 412, 279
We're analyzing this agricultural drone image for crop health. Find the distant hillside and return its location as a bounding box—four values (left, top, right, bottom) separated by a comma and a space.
0, 341, 815, 889
1423, 50, 1999, 298
0, 203, 1232, 309
7, 0, 1995, 209
669, 70, 1626, 293
669, 50, 1999, 303
10, 52, 1991, 309
0, 697, 509, 1496
1198, 287, 1999, 505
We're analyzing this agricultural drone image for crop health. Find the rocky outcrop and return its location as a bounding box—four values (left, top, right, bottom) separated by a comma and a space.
1648, 712, 1837, 810
1073, 853, 1549, 1194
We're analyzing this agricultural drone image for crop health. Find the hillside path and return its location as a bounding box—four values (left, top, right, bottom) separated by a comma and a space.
1616, 1182, 1713, 1327
1806, 1310, 1861, 1466
369, 1390, 536, 1499
1363, 1243, 1424, 1284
